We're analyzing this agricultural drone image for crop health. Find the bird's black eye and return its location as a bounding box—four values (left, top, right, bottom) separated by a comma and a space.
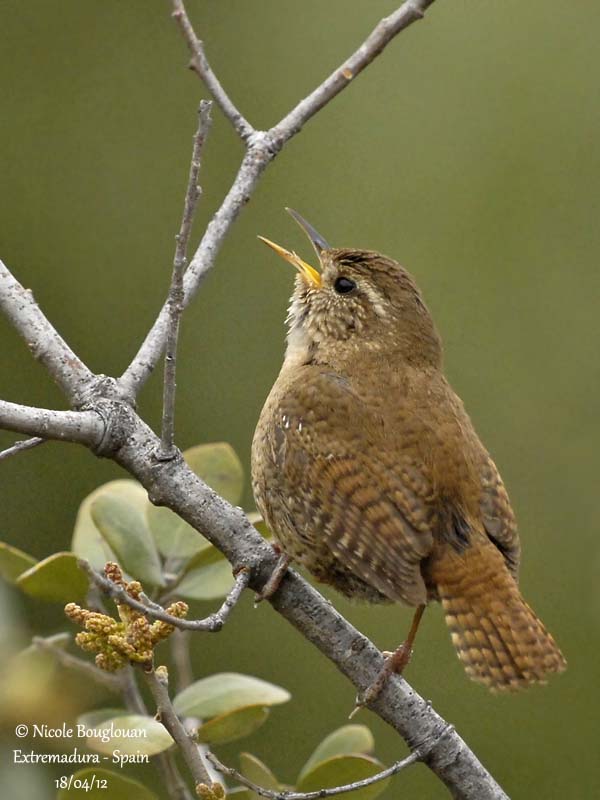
334, 276, 356, 295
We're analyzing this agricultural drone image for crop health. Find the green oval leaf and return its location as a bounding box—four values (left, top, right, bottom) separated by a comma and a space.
16, 552, 88, 603
240, 752, 281, 800
85, 714, 173, 756
77, 708, 128, 729
183, 442, 244, 505
173, 673, 290, 718
91, 494, 163, 586
57, 768, 158, 800
0, 541, 37, 583
297, 755, 389, 800
195, 704, 270, 745
146, 443, 243, 561
299, 725, 375, 781
71, 480, 147, 569
146, 503, 212, 561
175, 551, 234, 601
179, 539, 224, 576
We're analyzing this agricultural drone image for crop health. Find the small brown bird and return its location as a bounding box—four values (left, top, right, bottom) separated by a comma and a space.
251, 209, 566, 693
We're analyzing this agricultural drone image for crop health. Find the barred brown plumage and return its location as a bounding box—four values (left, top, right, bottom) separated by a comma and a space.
251, 210, 566, 696
428, 536, 566, 689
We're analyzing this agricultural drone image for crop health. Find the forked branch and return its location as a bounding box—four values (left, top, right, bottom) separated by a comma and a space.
82, 560, 250, 632
119, 0, 437, 398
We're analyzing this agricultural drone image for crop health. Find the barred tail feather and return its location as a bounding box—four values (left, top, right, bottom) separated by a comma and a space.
433, 541, 566, 691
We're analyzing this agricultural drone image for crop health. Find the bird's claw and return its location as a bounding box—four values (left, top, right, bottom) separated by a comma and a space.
254, 552, 291, 605
349, 643, 414, 717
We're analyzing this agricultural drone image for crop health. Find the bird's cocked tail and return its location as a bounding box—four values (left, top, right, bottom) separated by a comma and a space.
432, 541, 566, 691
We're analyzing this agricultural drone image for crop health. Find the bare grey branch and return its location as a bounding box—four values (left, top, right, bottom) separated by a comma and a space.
0, 436, 45, 461
118, 666, 193, 800
171, 0, 254, 141
119, 143, 270, 396
160, 101, 213, 459
0, 400, 104, 446
117, 664, 193, 799
206, 747, 422, 799
120, 0, 437, 397
270, 0, 435, 146
144, 666, 214, 788
82, 560, 250, 632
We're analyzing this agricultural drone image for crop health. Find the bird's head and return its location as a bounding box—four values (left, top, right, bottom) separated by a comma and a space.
259, 209, 442, 369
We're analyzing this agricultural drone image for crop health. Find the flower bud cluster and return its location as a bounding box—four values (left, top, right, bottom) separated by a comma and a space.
65, 562, 188, 671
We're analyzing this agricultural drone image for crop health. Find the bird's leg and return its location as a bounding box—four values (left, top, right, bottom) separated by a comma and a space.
383, 603, 426, 672
351, 604, 426, 716
254, 544, 292, 604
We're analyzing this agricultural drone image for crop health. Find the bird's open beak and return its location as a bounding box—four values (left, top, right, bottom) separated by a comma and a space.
257, 236, 322, 288
258, 208, 330, 289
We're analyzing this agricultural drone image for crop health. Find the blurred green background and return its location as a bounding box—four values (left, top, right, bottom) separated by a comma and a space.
1, 1, 599, 797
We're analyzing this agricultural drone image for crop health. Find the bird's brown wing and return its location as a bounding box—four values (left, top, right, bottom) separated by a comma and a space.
270, 371, 435, 605
479, 457, 520, 580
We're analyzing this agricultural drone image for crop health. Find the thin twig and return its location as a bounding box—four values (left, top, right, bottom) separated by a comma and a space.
82, 561, 250, 632
144, 666, 213, 788
32, 636, 122, 691
171, 0, 253, 142
0, 436, 45, 461
206, 750, 421, 800
160, 100, 212, 459
270, 0, 436, 144
119, 667, 193, 800
119, 0, 437, 398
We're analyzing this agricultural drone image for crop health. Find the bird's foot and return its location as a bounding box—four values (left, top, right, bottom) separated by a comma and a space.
254, 550, 291, 604
350, 642, 414, 719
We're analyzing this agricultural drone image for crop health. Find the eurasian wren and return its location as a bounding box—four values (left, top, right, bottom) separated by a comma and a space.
251, 210, 566, 691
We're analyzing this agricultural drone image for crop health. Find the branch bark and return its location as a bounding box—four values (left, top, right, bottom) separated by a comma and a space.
0, 436, 45, 461
0, 399, 104, 447
83, 560, 250, 632
160, 100, 212, 459
206, 747, 424, 799
171, 0, 253, 141
144, 666, 214, 789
